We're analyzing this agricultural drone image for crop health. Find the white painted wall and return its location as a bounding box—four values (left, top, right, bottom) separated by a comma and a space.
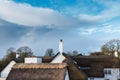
51, 54, 66, 63
59, 40, 63, 54
25, 57, 41, 63
65, 70, 69, 80
114, 51, 118, 57
88, 68, 120, 80
88, 78, 103, 80
16, 53, 20, 58
104, 68, 120, 80
0, 78, 6, 80
1, 60, 16, 78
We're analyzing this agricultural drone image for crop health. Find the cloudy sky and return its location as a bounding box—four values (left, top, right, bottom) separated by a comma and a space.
0, 0, 120, 58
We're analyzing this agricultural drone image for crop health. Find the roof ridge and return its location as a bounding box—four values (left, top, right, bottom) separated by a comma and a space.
13, 63, 67, 69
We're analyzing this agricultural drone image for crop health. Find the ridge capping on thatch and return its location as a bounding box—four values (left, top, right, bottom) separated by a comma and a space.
13, 63, 67, 69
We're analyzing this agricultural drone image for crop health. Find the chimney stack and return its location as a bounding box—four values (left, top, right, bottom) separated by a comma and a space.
114, 50, 118, 58
59, 39, 63, 54
16, 53, 20, 58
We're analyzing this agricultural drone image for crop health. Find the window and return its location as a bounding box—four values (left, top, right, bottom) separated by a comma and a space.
104, 69, 111, 75
104, 70, 107, 74
90, 77, 94, 80
108, 70, 111, 74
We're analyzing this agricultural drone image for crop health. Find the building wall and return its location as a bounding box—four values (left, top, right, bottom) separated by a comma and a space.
65, 70, 69, 80
37, 58, 41, 63
104, 68, 120, 80
25, 57, 41, 63
88, 68, 120, 80
51, 54, 66, 63
88, 78, 103, 80
1, 61, 16, 78
0, 78, 6, 80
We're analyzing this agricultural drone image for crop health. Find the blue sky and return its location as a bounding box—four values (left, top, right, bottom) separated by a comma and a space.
0, 0, 120, 58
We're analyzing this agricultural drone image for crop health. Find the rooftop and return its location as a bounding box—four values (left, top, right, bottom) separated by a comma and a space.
7, 63, 67, 80
13, 63, 67, 69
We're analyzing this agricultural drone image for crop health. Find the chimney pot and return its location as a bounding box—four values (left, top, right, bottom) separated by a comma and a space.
59, 39, 63, 54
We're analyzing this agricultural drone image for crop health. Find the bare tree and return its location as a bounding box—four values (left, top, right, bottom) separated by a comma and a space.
0, 48, 16, 72
101, 39, 120, 55
90, 52, 103, 55
73, 50, 78, 56
0, 46, 33, 71
67, 50, 79, 56
17, 46, 33, 56
7, 48, 15, 54
44, 49, 54, 57
16, 46, 33, 62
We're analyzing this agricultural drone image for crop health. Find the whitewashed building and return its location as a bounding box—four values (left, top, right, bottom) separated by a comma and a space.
104, 68, 120, 80
24, 57, 42, 63
88, 51, 120, 80
88, 68, 120, 80
0, 53, 20, 79
76, 54, 120, 80
1, 39, 120, 80
0, 60, 16, 79
51, 39, 66, 63
88, 78, 103, 80
50, 40, 69, 80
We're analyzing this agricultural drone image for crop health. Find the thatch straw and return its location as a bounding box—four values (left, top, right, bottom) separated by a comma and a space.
13, 63, 67, 69
63, 54, 88, 80
73, 55, 120, 77
7, 63, 67, 80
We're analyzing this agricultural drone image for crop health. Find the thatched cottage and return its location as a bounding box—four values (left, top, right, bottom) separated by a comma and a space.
6, 63, 68, 80
1, 40, 120, 80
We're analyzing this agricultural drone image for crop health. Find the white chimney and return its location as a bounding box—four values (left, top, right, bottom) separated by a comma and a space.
59, 39, 63, 54
114, 50, 118, 57
16, 53, 20, 58
51, 39, 65, 63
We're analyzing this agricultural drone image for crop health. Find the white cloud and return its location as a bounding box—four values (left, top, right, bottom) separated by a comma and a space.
77, 0, 120, 35
0, 0, 78, 28
101, 26, 120, 33
0, 0, 119, 29
78, 28, 97, 35
1, 0, 120, 58
79, 14, 101, 22
79, 24, 120, 35
16, 29, 36, 47
79, 1, 120, 23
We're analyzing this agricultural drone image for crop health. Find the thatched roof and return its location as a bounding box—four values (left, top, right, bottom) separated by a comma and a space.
73, 55, 119, 68
63, 54, 88, 80
73, 55, 120, 77
7, 63, 67, 80
13, 63, 67, 69
36, 54, 120, 78
42, 57, 53, 63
